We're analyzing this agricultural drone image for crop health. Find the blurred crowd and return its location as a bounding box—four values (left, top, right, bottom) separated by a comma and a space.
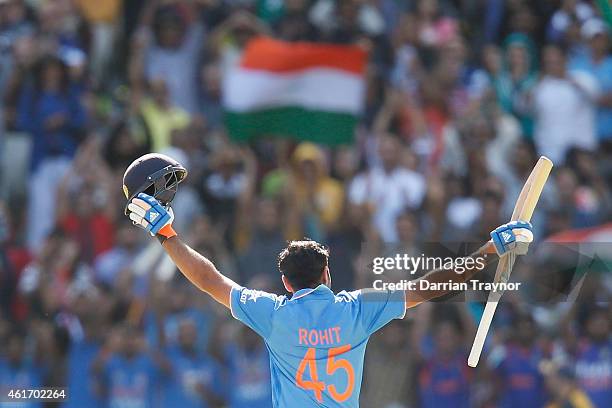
0, 0, 611, 407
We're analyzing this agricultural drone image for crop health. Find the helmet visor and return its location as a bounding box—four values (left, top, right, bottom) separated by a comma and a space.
124, 165, 186, 214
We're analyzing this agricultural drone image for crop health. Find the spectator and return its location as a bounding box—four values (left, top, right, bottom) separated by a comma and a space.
160, 146, 206, 235
198, 61, 224, 130
102, 118, 151, 173
494, 33, 538, 140
91, 324, 166, 408
146, 280, 213, 353
0, 330, 44, 408
55, 142, 116, 265
274, 0, 318, 41
0, 0, 33, 117
73, 0, 122, 84
136, 2, 204, 114
17, 56, 86, 251
573, 307, 611, 407
94, 221, 143, 287
284, 142, 344, 241
188, 214, 237, 278
413, 0, 459, 50
361, 320, 414, 407
224, 325, 272, 408
542, 363, 595, 408
326, 201, 368, 291
532, 44, 598, 164
19, 232, 94, 320
418, 320, 471, 408
62, 292, 104, 408
208, 10, 270, 72
161, 318, 223, 408
0, 1, 33, 43
349, 135, 425, 243
547, 0, 594, 44
570, 19, 612, 144
236, 198, 286, 284
553, 158, 610, 229
201, 145, 249, 236
491, 314, 547, 408
140, 78, 190, 152
309, 0, 386, 42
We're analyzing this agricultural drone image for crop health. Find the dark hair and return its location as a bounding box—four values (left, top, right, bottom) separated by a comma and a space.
152, 6, 185, 45
278, 240, 329, 290
33, 55, 70, 94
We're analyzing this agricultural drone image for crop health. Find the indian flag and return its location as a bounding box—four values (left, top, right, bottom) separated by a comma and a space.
223, 37, 367, 145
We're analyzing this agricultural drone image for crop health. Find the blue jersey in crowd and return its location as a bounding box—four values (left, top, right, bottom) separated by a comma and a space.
570, 53, 612, 141
102, 353, 160, 408
575, 339, 612, 408
225, 342, 272, 408
0, 358, 43, 408
496, 345, 546, 408
161, 346, 221, 408
16, 85, 86, 172
230, 284, 406, 407
419, 353, 470, 408
144, 309, 212, 353
62, 339, 102, 408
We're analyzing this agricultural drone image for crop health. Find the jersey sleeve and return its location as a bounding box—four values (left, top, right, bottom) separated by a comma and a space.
355, 288, 406, 335
230, 286, 281, 340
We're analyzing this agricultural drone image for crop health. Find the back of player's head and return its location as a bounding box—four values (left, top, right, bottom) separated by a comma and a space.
278, 240, 329, 290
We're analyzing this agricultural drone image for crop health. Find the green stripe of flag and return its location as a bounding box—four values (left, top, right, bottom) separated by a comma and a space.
596, 0, 612, 28
225, 107, 357, 145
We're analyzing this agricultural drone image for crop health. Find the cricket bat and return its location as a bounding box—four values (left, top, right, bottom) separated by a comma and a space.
467, 156, 553, 367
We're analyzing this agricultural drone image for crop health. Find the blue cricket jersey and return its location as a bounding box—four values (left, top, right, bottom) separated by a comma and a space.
161, 346, 221, 408
419, 353, 470, 408
62, 339, 102, 408
496, 345, 546, 408
102, 353, 160, 408
575, 339, 612, 408
0, 358, 43, 408
230, 284, 406, 407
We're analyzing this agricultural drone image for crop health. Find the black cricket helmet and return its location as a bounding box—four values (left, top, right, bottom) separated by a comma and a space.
122, 153, 187, 214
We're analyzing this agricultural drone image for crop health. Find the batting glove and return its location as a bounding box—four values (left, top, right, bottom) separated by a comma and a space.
127, 193, 177, 244
491, 220, 533, 256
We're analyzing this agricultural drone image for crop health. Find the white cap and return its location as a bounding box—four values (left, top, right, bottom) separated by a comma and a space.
582, 18, 608, 39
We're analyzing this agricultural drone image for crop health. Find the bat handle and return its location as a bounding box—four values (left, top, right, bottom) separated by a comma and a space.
467, 300, 499, 367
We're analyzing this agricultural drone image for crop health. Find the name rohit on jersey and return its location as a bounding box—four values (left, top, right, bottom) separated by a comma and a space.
299, 327, 342, 346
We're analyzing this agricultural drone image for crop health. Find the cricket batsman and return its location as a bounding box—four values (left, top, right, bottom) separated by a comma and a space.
122, 153, 533, 407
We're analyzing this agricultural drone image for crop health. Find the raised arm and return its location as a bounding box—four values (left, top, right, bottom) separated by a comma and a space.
405, 220, 533, 308
405, 242, 496, 308
161, 237, 237, 308
127, 193, 238, 309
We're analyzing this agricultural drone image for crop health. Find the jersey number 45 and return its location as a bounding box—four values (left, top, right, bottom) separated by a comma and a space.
295, 345, 355, 403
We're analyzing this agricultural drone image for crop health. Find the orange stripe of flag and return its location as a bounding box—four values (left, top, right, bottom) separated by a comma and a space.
240, 37, 367, 75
